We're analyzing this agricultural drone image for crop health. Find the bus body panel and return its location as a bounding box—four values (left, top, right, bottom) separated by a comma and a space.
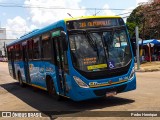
27, 61, 68, 95
11, 60, 64, 94
68, 76, 136, 101
8, 61, 15, 79
29, 61, 44, 87
13, 61, 23, 80
66, 61, 136, 101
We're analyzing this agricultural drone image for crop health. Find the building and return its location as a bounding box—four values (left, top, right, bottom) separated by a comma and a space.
0, 28, 6, 56
0, 27, 20, 57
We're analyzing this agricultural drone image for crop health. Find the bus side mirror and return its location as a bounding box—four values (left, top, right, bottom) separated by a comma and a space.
60, 31, 68, 51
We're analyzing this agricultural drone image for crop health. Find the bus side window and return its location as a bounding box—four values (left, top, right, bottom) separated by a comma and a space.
15, 44, 21, 61
7, 48, 11, 61
19, 44, 22, 60
33, 37, 40, 60
11, 47, 15, 61
41, 33, 51, 59
28, 40, 33, 60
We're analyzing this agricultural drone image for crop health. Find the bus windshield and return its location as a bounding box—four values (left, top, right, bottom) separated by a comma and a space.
69, 29, 132, 72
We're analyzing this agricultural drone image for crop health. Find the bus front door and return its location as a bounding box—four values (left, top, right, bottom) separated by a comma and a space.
53, 37, 66, 95
22, 45, 31, 84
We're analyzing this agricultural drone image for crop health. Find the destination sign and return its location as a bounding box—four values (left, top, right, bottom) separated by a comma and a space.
79, 20, 116, 28
67, 18, 123, 30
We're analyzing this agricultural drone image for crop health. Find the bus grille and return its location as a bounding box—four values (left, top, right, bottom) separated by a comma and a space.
93, 84, 127, 96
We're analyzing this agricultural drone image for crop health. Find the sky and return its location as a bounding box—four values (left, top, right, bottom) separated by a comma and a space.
0, 0, 149, 39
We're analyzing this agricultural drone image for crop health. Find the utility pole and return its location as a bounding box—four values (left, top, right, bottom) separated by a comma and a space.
136, 26, 140, 70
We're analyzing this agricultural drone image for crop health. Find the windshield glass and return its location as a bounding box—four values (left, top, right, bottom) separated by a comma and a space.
69, 29, 132, 72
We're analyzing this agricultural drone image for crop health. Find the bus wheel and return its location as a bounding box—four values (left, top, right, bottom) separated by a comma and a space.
18, 72, 24, 87
47, 78, 62, 101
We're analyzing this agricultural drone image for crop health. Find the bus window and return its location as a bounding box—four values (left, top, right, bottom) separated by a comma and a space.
41, 33, 51, 59
15, 44, 22, 61
69, 34, 104, 71
28, 40, 33, 60
19, 44, 22, 60
33, 37, 40, 60
7, 47, 11, 61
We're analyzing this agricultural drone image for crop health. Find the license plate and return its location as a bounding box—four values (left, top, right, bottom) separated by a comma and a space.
106, 91, 117, 97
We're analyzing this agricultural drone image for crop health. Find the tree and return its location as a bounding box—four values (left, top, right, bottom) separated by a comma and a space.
126, 6, 143, 39
126, 1, 160, 39
138, 2, 160, 39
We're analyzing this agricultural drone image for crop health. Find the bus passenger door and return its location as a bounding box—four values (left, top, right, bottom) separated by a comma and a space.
10, 49, 16, 79
22, 44, 31, 84
53, 37, 67, 95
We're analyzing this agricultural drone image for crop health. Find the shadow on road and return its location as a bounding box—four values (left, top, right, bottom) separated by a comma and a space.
0, 82, 135, 117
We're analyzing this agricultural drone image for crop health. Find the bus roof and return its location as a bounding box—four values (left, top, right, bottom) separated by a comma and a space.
7, 16, 121, 47
64, 16, 121, 22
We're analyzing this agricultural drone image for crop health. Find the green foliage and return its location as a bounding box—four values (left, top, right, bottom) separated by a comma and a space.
126, 2, 160, 39
126, 22, 136, 38
126, 6, 143, 38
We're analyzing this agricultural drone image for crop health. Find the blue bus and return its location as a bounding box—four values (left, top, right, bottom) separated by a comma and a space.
7, 16, 136, 101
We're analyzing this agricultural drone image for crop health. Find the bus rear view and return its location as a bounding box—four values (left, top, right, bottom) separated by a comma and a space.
66, 16, 136, 101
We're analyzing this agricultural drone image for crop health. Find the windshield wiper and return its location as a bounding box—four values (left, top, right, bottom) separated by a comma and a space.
84, 31, 98, 51
87, 33, 100, 59
102, 30, 115, 59
102, 34, 109, 58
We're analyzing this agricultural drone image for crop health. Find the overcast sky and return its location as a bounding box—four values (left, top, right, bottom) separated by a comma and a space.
0, 0, 148, 39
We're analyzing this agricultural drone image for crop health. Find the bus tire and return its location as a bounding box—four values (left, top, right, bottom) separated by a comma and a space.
46, 77, 62, 101
18, 72, 25, 87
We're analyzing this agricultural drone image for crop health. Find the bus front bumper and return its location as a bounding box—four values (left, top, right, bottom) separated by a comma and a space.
69, 77, 136, 101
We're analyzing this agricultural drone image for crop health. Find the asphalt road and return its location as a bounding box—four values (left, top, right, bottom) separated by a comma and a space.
0, 62, 160, 120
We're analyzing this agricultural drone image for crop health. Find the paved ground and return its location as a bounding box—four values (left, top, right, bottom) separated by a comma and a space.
0, 62, 160, 120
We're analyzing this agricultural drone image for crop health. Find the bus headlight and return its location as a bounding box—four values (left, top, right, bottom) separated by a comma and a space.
129, 67, 135, 80
73, 76, 89, 88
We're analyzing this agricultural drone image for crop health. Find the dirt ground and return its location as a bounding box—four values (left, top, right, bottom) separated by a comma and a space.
135, 61, 160, 71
